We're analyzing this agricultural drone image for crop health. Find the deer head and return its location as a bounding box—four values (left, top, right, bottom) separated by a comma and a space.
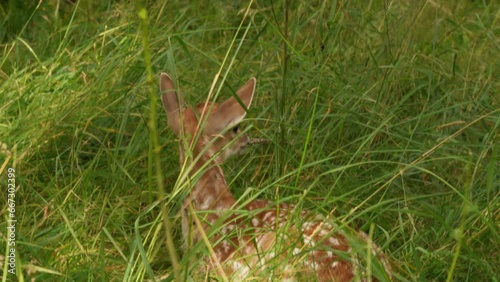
160, 73, 256, 163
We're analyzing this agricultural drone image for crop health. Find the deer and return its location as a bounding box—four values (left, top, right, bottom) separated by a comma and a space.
160, 72, 392, 281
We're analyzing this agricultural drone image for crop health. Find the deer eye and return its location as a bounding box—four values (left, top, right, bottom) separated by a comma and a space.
232, 126, 239, 134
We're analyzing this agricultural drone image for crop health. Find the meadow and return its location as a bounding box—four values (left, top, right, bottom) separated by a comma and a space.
0, 0, 498, 281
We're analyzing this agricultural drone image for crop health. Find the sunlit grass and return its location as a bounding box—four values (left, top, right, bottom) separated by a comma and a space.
0, 0, 498, 281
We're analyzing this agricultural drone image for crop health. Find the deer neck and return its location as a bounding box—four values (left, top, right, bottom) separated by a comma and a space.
180, 137, 236, 212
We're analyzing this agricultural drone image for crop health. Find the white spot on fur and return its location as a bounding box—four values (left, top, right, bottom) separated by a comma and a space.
319, 229, 329, 237
267, 251, 276, 259
328, 237, 340, 246
244, 246, 253, 254
263, 211, 275, 222
302, 221, 316, 230
252, 218, 260, 226
232, 261, 250, 277
323, 222, 335, 229
199, 195, 214, 209
222, 241, 230, 252
303, 234, 315, 247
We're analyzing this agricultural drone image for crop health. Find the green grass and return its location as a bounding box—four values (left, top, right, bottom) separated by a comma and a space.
1, 0, 499, 281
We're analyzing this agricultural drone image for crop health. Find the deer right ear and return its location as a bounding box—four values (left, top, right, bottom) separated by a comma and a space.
160, 73, 184, 134
212, 77, 256, 131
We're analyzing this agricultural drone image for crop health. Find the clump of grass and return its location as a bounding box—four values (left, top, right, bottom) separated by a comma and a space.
0, 0, 498, 281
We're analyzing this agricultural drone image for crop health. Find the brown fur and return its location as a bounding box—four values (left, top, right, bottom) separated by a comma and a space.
160, 73, 392, 281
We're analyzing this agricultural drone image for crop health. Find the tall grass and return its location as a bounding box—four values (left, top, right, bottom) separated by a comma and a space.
0, 0, 498, 281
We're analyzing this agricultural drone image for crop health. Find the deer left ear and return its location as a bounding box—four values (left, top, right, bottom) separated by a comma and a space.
213, 77, 256, 129
160, 72, 185, 135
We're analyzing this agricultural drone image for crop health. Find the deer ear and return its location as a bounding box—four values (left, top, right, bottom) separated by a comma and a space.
213, 77, 256, 130
160, 73, 184, 134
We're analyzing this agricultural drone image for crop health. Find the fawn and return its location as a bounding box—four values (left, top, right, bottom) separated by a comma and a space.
160, 73, 392, 281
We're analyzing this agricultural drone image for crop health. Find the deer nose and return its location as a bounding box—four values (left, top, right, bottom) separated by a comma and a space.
248, 138, 268, 145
